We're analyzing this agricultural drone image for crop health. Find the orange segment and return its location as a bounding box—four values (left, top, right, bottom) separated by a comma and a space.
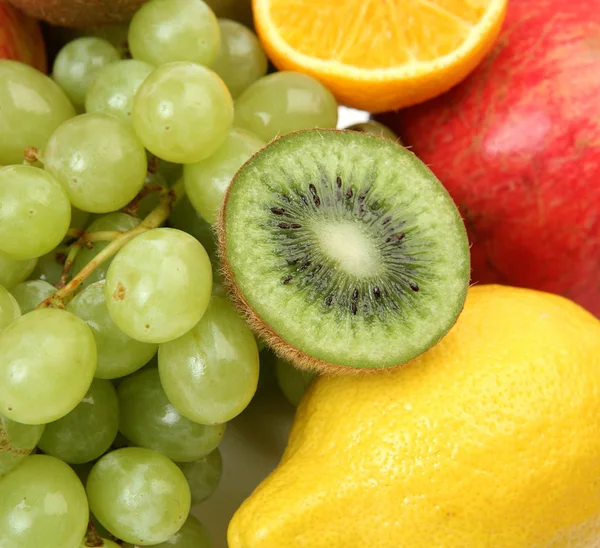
253, 0, 507, 112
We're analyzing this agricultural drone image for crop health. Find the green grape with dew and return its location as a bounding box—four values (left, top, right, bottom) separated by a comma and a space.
68, 281, 158, 379
159, 295, 259, 424
0, 60, 75, 165
44, 113, 148, 213
30, 244, 68, 286
0, 165, 71, 261
0, 308, 97, 424
86, 447, 191, 546
211, 19, 268, 98
275, 357, 316, 407
123, 515, 211, 548
0, 414, 44, 476
177, 448, 223, 505
0, 250, 37, 290
346, 120, 400, 142
52, 37, 121, 109
184, 128, 265, 224
38, 378, 119, 464
234, 71, 338, 142
0, 285, 20, 331
104, 228, 213, 344
71, 212, 141, 289
10, 279, 56, 313
0, 454, 88, 548
118, 368, 226, 462
132, 62, 233, 164
85, 59, 154, 125
129, 0, 220, 67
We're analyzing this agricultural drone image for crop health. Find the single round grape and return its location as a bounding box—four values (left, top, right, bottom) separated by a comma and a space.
184, 128, 264, 224
30, 244, 68, 286
275, 357, 315, 407
72, 212, 141, 288
177, 448, 222, 505
67, 282, 158, 380
52, 37, 121, 109
0, 285, 20, 331
38, 378, 119, 464
234, 71, 338, 141
346, 120, 400, 142
0, 251, 37, 290
10, 279, 56, 314
0, 165, 71, 260
85, 59, 154, 125
104, 228, 213, 344
0, 60, 76, 165
159, 295, 259, 424
0, 455, 88, 548
0, 308, 97, 424
0, 414, 44, 476
118, 368, 226, 462
86, 447, 191, 545
211, 19, 268, 98
123, 515, 211, 548
132, 62, 233, 163
44, 113, 148, 213
129, 0, 220, 67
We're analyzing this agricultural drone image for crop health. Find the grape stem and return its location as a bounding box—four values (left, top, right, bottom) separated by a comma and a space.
122, 184, 164, 217
37, 181, 185, 310
84, 519, 103, 547
55, 242, 81, 289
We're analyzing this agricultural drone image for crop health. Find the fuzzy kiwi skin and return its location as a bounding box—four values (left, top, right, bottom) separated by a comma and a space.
6, 0, 147, 28
217, 129, 468, 377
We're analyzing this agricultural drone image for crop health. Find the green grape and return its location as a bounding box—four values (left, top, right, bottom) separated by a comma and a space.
184, 128, 264, 224
38, 378, 119, 464
43, 113, 148, 214
177, 448, 222, 505
158, 295, 259, 424
211, 19, 267, 98
0, 60, 76, 165
275, 357, 315, 407
67, 282, 158, 380
234, 71, 338, 142
0, 285, 20, 331
0, 308, 97, 425
0, 165, 71, 260
10, 279, 55, 313
85, 59, 154, 125
0, 414, 44, 476
71, 212, 141, 288
86, 447, 191, 545
52, 37, 121, 109
123, 515, 211, 548
0, 250, 37, 290
129, 0, 220, 67
104, 228, 213, 344
132, 62, 234, 164
346, 120, 400, 141
30, 244, 67, 286
118, 368, 226, 462
0, 454, 88, 548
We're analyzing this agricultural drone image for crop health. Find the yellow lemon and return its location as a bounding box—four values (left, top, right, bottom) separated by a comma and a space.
228, 284, 600, 548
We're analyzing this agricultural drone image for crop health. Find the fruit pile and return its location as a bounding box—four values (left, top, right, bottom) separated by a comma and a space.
0, 0, 599, 547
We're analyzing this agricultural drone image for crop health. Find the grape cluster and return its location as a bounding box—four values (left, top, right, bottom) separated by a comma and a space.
0, 0, 365, 545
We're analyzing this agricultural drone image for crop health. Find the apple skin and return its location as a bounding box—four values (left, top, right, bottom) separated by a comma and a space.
0, 1, 46, 71
383, 0, 600, 316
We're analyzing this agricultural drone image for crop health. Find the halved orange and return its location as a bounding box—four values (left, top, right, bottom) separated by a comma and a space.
252, 0, 507, 113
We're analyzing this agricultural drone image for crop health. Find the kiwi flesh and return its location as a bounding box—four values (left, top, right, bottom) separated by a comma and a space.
218, 129, 470, 374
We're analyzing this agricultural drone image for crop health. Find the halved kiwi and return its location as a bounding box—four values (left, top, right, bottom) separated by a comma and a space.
218, 129, 470, 374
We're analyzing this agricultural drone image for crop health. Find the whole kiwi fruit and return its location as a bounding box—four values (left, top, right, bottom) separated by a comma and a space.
218, 129, 471, 375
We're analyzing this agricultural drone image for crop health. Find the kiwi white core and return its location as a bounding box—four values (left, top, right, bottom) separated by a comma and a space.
315, 220, 381, 278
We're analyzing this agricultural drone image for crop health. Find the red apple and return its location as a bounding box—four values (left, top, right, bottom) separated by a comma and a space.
384, 0, 600, 316
0, 1, 46, 72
